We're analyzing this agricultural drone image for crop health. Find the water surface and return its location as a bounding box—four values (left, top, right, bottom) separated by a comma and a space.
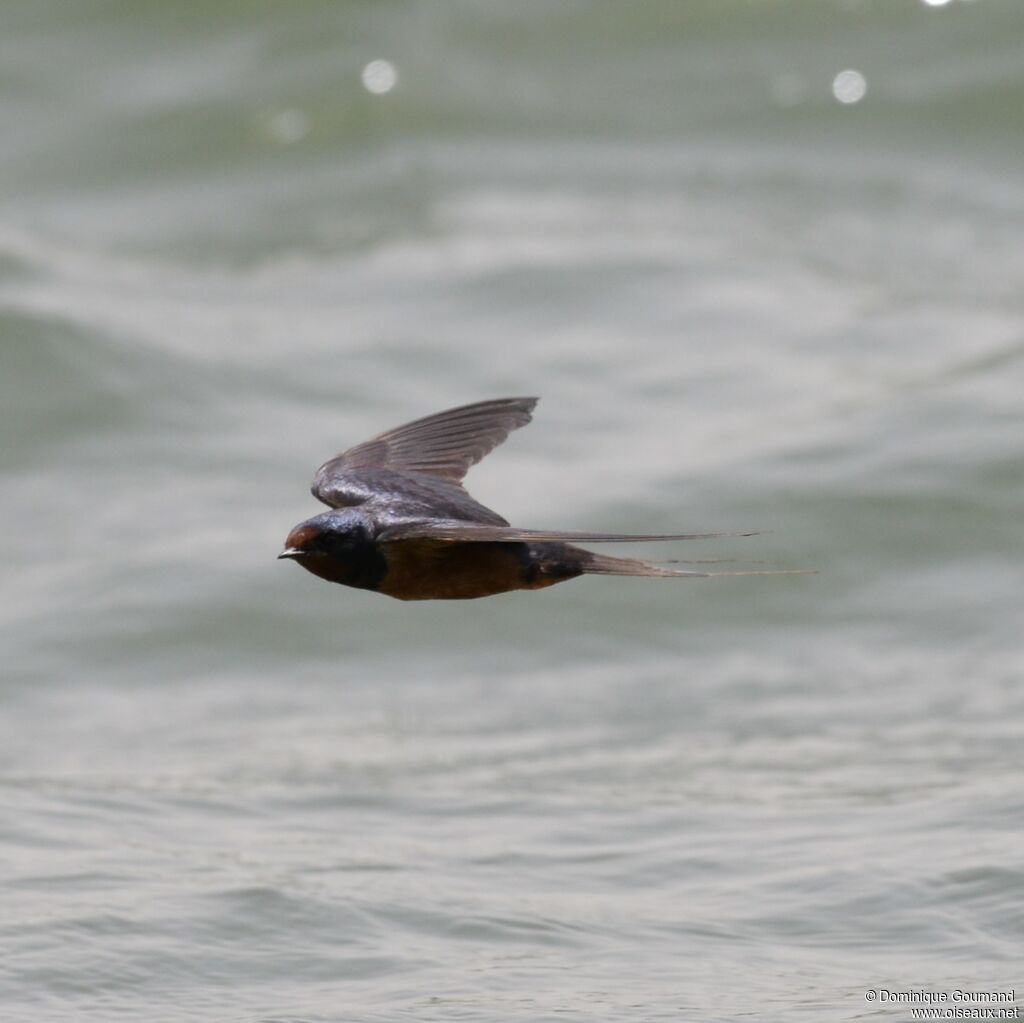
2, 2, 1023, 1020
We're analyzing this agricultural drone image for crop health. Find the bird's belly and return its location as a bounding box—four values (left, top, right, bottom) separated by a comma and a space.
377, 540, 579, 601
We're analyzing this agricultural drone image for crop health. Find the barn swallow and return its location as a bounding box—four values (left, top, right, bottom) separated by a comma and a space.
279, 397, 801, 600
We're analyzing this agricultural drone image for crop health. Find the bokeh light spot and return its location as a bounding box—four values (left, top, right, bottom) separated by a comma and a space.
265, 108, 310, 144
832, 69, 867, 105
361, 60, 398, 95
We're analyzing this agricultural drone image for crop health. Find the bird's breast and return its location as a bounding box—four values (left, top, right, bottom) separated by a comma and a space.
296, 542, 388, 591
376, 539, 577, 601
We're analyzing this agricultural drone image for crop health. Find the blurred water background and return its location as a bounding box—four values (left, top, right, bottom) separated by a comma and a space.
2, 1, 1023, 1020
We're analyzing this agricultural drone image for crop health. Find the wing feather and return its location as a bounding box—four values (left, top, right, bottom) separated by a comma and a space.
312, 397, 537, 508
378, 522, 760, 543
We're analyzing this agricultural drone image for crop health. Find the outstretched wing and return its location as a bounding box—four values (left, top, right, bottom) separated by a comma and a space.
376, 521, 811, 576
312, 397, 538, 509
377, 522, 760, 543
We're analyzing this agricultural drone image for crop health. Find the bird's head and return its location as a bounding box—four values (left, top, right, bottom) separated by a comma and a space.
278, 509, 366, 562
278, 509, 384, 589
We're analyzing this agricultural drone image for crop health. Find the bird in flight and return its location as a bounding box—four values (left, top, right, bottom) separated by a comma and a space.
279, 397, 801, 600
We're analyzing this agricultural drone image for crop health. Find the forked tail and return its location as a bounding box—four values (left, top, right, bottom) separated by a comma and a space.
581, 551, 812, 579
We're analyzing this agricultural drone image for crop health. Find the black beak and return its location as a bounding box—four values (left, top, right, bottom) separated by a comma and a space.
278, 547, 303, 560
